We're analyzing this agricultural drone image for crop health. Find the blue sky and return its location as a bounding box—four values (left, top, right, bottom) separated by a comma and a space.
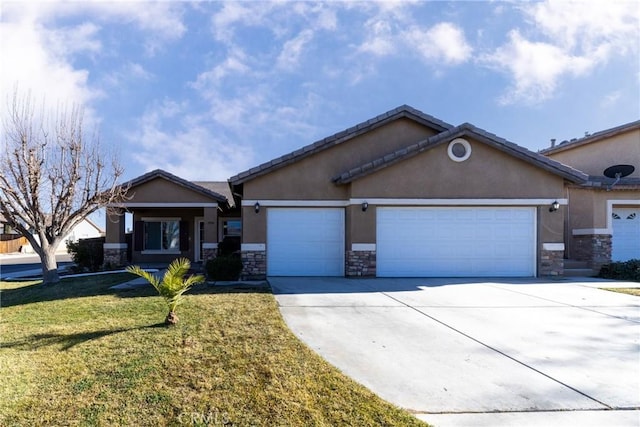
1, 1, 639, 184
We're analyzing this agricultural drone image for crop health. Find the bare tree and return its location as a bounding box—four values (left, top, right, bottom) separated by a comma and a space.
0, 90, 127, 283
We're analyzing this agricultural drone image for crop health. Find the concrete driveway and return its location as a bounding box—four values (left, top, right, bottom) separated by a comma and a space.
270, 277, 640, 426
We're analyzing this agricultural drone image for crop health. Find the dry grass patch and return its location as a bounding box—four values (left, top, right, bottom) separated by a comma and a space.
0, 275, 427, 426
602, 287, 640, 297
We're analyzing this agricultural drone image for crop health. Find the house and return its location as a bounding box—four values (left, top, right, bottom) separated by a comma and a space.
228, 106, 586, 278
105, 105, 638, 278
540, 120, 640, 269
0, 213, 103, 253
104, 169, 239, 266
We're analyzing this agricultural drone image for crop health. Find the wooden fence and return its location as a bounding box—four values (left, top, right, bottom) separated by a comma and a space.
0, 236, 28, 254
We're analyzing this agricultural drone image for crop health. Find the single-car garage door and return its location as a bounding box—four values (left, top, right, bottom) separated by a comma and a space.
267, 208, 345, 276
612, 207, 640, 261
377, 207, 536, 277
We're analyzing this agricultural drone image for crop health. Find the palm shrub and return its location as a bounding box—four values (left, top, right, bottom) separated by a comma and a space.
126, 258, 205, 325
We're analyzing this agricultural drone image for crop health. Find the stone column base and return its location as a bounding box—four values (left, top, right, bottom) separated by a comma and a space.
540, 249, 564, 276
573, 234, 612, 271
103, 244, 127, 268
241, 250, 266, 280
346, 250, 376, 277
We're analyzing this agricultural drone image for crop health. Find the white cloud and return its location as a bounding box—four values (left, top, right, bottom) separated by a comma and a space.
277, 30, 314, 71
484, 30, 594, 105
358, 18, 396, 56
0, 1, 186, 120
601, 91, 622, 109
128, 100, 255, 181
404, 22, 472, 65
484, 0, 639, 104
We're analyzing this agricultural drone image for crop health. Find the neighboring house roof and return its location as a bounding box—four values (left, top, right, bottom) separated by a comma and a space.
121, 169, 228, 204
193, 181, 235, 208
539, 119, 640, 155
82, 217, 105, 234
333, 123, 589, 185
229, 105, 454, 185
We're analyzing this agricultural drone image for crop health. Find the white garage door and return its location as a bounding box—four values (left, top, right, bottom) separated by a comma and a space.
377, 207, 536, 277
267, 208, 344, 276
612, 208, 640, 261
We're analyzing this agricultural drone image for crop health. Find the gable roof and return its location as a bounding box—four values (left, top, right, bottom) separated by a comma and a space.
333, 123, 589, 185
193, 181, 235, 208
121, 169, 228, 204
540, 119, 640, 155
229, 105, 453, 185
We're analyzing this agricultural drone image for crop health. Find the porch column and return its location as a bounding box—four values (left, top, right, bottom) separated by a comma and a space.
202, 207, 218, 264
104, 209, 127, 267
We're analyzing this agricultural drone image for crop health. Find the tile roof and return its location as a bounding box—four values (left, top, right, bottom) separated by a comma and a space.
121, 169, 228, 204
193, 181, 235, 207
333, 123, 589, 184
540, 119, 640, 155
228, 105, 453, 185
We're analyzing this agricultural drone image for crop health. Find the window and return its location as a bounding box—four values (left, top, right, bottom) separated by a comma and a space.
447, 138, 472, 162
144, 220, 180, 252
223, 219, 242, 237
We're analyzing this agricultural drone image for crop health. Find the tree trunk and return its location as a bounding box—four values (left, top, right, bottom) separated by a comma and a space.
41, 246, 60, 284
165, 311, 179, 325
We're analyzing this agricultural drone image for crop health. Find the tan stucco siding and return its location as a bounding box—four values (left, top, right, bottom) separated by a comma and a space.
127, 178, 217, 203
546, 129, 640, 178
348, 204, 376, 245
243, 119, 439, 200
569, 188, 640, 229
242, 206, 266, 243
351, 139, 566, 198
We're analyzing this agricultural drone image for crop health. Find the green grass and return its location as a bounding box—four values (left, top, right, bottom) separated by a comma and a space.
0, 275, 427, 426
602, 287, 640, 296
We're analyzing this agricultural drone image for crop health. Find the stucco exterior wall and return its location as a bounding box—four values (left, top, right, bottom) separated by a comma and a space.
126, 178, 218, 203
351, 140, 566, 199
546, 129, 640, 178
243, 119, 439, 200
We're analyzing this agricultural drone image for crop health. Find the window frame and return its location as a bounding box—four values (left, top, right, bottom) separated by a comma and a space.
141, 217, 182, 254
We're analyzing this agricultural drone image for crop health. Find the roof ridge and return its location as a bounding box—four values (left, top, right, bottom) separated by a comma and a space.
122, 169, 228, 203
333, 123, 588, 184
540, 119, 640, 154
229, 105, 453, 184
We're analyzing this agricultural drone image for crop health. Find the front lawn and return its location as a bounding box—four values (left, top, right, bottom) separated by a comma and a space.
602, 287, 640, 297
0, 275, 426, 426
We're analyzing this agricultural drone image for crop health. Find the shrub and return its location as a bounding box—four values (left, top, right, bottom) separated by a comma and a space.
66, 237, 105, 272
598, 259, 640, 282
206, 255, 243, 281
218, 236, 240, 256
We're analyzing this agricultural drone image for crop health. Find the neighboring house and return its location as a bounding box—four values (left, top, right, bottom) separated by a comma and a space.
104, 169, 239, 266
540, 120, 640, 268
228, 105, 585, 278
0, 213, 103, 253
105, 105, 638, 278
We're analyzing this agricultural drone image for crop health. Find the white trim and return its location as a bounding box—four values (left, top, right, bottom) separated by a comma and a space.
242, 243, 266, 251
243, 198, 568, 207
243, 200, 349, 207
350, 198, 568, 206
202, 243, 219, 249
607, 199, 640, 231
103, 243, 127, 249
573, 228, 611, 236
352, 243, 376, 252
448, 138, 472, 162
195, 217, 204, 262
542, 243, 565, 251
114, 202, 218, 208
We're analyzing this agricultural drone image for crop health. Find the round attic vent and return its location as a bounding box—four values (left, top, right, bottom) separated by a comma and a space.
447, 138, 471, 162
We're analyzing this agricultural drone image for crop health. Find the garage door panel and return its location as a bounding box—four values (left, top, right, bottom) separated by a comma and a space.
377, 207, 535, 277
612, 208, 640, 262
267, 208, 344, 276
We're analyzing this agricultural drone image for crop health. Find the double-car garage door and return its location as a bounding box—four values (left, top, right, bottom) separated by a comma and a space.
267, 207, 536, 277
